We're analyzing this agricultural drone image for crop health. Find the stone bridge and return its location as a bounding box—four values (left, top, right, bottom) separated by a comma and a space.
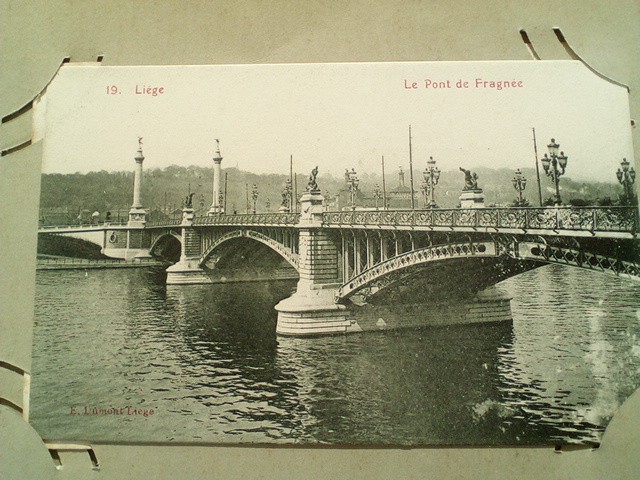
39, 192, 639, 336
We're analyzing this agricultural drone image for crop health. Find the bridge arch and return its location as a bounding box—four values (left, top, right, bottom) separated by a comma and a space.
149, 230, 182, 261
149, 230, 182, 253
337, 241, 498, 300
198, 229, 299, 270
336, 237, 640, 301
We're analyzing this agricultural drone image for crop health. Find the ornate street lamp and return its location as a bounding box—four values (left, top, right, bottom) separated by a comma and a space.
420, 156, 441, 208
346, 168, 360, 210
251, 184, 258, 213
373, 184, 382, 210
616, 158, 636, 205
512, 168, 527, 206
541, 138, 568, 205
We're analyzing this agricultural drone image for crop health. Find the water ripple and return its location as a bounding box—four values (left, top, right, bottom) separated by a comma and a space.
30, 265, 640, 445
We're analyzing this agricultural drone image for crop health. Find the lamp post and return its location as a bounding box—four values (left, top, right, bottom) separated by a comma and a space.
217, 190, 224, 213
420, 156, 441, 208
251, 184, 258, 213
347, 168, 359, 210
541, 138, 568, 205
616, 158, 636, 205
512, 168, 527, 206
373, 184, 382, 210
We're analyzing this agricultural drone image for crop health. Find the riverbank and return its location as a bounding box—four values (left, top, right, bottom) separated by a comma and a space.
37, 256, 166, 270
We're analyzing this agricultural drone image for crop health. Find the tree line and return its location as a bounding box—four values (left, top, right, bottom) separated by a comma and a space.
39, 164, 626, 224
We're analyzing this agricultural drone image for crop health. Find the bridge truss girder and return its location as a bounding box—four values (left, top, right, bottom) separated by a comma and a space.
197, 227, 299, 269
334, 229, 640, 302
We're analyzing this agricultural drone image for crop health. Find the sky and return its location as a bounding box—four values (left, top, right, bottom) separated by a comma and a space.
40, 61, 634, 182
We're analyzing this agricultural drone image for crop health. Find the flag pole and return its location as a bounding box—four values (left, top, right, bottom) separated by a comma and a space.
294, 172, 298, 213
224, 172, 228, 213
409, 125, 415, 209
381, 155, 387, 210
533, 128, 543, 206
289, 154, 293, 212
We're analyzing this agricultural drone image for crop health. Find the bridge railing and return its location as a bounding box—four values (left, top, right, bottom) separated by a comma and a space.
323, 206, 638, 234
145, 218, 182, 227
193, 213, 301, 226
38, 221, 129, 231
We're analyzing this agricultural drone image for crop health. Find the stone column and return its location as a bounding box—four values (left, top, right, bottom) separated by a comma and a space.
132, 154, 143, 208
128, 139, 147, 226
208, 140, 223, 215
275, 188, 360, 336
121, 138, 151, 260
166, 206, 212, 285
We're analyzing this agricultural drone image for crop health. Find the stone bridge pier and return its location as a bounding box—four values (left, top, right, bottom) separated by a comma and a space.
165, 207, 212, 285
274, 190, 357, 336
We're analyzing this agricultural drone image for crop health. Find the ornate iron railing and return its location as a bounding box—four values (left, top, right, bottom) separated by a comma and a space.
145, 218, 182, 227
41, 208, 638, 235
323, 207, 638, 234
38, 222, 129, 232
194, 213, 300, 227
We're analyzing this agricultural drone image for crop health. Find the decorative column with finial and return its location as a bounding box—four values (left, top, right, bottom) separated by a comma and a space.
128, 137, 147, 225
208, 139, 224, 215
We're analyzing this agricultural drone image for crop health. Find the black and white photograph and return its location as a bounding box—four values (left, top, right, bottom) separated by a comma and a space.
30, 60, 639, 446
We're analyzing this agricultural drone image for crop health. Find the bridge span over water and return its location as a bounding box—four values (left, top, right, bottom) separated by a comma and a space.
39, 193, 639, 336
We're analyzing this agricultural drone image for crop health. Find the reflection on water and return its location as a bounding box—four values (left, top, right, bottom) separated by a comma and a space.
30, 265, 640, 445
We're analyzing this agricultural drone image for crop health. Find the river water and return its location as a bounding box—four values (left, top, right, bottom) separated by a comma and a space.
30, 265, 640, 445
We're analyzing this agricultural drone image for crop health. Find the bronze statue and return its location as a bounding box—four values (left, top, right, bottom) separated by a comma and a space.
459, 167, 479, 191
185, 192, 195, 208
307, 166, 319, 191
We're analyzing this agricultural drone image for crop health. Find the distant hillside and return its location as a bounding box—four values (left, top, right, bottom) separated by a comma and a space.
39, 164, 626, 224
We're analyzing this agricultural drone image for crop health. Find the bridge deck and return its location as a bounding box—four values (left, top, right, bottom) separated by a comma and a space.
40, 207, 638, 239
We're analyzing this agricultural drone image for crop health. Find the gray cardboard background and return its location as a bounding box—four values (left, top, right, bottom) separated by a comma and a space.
1, 1, 639, 478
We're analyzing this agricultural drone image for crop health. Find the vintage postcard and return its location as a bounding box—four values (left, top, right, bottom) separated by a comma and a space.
30, 61, 639, 445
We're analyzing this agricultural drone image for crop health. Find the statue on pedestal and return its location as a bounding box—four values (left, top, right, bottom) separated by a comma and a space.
459, 167, 480, 191
307, 166, 319, 192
